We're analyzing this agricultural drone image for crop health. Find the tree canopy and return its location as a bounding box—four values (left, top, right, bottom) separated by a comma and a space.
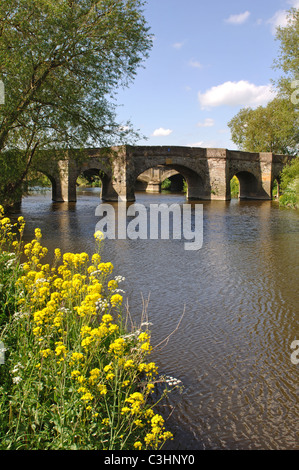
273, 7, 299, 94
228, 7, 299, 156
228, 97, 299, 155
0, 0, 152, 206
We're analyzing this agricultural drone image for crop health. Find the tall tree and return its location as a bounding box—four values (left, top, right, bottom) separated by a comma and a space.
273, 7, 299, 97
0, 0, 152, 206
228, 97, 299, 155
228, 7, 299, 156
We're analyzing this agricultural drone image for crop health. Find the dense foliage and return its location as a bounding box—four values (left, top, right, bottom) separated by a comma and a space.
0, 0, 152, 207
279, 156, 299, 208
228, 7, 299, 156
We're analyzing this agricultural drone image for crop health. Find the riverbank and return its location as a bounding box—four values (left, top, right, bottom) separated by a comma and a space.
0, 207, 173, 450
279, 156, 299, 209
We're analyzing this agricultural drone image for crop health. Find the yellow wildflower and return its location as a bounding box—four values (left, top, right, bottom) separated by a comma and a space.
108, 279, 118, 291
40, 349, 51, 358
108, 337, 125, 356
89, 368, 101, 384
121, 406, 131, 415
97, 383, 108, 395
80, 326, 92, 337
70, 352, 84, 363
71, 370, 81, 378
134, 419, 144, 428
138, 332, 150, 342
91, 253, 101, 264
94, 230, 104, 240
124, 359, 135, 369
98, 262, 113, 274
110, 294, 123, 307
55, 341, 67, 356
106, 372, 115, 381
146, 383, 155, 393
80, 392, 94, 402
34, 228, 42, 240
144, 433, 155, 446
102, 314, 113, 323
81, 336, 94, 348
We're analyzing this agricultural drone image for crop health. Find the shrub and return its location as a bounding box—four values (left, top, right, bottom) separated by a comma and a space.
279, 157, 299, 209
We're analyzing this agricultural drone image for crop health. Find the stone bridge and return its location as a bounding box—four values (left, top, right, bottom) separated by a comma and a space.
37, 145, 294, 202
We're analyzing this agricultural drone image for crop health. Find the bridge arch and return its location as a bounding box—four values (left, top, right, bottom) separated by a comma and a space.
136, 167, 183, 192
165, 173, 185, 191
231, 170, 261, 199
34, 166, 65, 202
133, 161, 208, 200
76, 160, 114, 201
41, 171, 59, 200
26, 169, 61, 201
271, 169, 283, 199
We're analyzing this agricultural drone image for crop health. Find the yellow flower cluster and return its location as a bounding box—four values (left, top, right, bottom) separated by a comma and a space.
143, 413, 173, 448
108, 337, 126, 356
122, 392, 144, 415
0, 207, 25, 252
0, 208, 173, 450
138, 331, 152, 353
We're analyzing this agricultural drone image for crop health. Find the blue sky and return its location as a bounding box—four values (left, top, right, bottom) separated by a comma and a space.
116, 0, 299, 149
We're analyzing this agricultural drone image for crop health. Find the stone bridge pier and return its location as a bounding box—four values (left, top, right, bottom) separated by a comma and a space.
37, 146, 293, 203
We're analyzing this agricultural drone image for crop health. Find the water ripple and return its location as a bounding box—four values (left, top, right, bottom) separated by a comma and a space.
14, 192, 299, 450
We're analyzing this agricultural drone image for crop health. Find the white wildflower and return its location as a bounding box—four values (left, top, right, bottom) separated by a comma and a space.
164, 375, 183, 386
34, 278, 47, 284
122, 330, 141, 340
140, 321, 153, 328
11, 362, 24, 375
89, 270, 101, 277
12, 376, 22, 384
13, 311, 29, 321
95, 299, 111, 313
5, 258, 16, 268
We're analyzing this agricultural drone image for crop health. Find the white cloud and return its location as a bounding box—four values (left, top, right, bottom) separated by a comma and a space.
267, 2, 298, 34
267, 10, 289, 33
151, 127, 173, 137
189, 59, 203, 69
197, 118, 215, 127
224, 11, 250, 25
288, 0, 299, 8
198, 80, 274, 109
173, 42, 184, 50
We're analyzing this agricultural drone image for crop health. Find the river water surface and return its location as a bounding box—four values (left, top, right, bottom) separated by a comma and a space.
12, 188, 299, 450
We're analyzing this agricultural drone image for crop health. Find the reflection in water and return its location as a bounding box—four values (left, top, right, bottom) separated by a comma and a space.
12, 188, 299, 450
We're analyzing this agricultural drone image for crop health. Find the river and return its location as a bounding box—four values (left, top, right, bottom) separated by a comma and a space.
11, 188, 299, 450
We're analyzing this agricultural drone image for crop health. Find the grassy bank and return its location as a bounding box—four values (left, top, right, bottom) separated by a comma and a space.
0, 207, 173, 450
279, 157, 299, 209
